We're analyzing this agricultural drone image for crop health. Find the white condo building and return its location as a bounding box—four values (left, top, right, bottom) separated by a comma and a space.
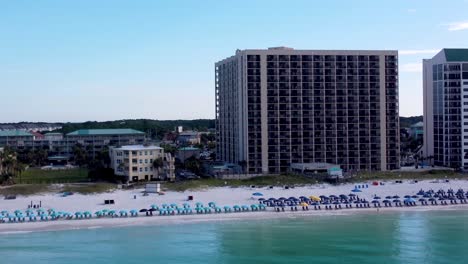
109, 145, 175, 182
423, 49, 468, 170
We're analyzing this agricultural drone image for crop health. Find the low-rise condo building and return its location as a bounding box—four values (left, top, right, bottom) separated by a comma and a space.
109, 145, 175, 182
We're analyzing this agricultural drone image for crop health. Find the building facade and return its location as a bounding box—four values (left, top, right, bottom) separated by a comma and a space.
216, 47, 400, 174
0, 129, 147, 163
109, 145, 175, 182
0, 130, 35, 150
423, 49, 468, 170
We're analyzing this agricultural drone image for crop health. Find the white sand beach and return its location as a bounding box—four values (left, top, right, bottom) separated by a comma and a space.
1, 179, 468, 234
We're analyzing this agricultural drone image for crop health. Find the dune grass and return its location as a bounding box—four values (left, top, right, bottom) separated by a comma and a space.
61, 183, 116, 194
0, 184, 52, 196
19, 168, 89, 184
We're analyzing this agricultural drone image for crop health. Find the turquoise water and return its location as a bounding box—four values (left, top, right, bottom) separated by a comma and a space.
1, 210, 468, 263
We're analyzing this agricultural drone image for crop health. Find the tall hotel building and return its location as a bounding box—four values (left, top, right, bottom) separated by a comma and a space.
215, 47, 399, 174
423, 49, 468, 170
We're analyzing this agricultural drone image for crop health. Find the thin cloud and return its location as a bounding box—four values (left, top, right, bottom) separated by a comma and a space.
400, 63, 422, 73
399, 49, 439, 55
447, 21, 468, 31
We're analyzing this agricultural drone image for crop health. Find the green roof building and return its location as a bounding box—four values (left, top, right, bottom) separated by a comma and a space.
67, 129, 145, 136
0, 130, 35, 148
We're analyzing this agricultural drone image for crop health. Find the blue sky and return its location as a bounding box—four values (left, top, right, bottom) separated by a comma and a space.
1, 0, 468, 122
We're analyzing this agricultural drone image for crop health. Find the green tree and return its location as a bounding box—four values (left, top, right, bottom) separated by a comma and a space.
0, 147, 24, 184
184, 156, 202, 175
73, 144, 88, 166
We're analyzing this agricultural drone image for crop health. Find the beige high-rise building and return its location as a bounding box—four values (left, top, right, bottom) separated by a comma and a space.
215, 47, 400, 174
423, 49, 468, 170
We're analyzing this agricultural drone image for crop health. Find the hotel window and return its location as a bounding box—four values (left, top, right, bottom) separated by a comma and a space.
150, 159, 153, 163
117, 159, 122, 164
145, 167, 148, 172
139, 151, 143, 155
139, 159, 143, 164
150, 151, 153, 155
145, 159, 148, 164
139, 168, 143, 172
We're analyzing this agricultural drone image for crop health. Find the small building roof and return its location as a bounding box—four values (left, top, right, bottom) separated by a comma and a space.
290, 163, 340, 171
179, 131, 199, 136
44, 132, 63, 136
115, 145, 163, 151
0, 130, 34, 137
410, 121, 423, 128
67, 129, 145, 136
444, 49, 468, 62
179, 147, 200, 151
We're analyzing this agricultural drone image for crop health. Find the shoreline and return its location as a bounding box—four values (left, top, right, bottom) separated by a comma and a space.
2, 179, 468, 235
1, 204, 467, 235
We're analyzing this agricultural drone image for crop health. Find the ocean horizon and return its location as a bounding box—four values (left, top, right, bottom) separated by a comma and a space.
1, 210, 467, 263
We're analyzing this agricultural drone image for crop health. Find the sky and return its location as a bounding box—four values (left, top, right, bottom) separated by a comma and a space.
1, 0, 468, 122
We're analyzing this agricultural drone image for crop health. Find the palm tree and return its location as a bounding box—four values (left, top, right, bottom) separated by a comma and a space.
0, 148, 20, 184
153, 157, 164, 179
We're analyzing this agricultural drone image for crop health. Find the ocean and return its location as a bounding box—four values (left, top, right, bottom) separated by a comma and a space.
1, 210, 467, 263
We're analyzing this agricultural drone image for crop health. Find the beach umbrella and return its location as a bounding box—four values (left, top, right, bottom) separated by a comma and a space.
373, 196, 381, 200
119, 210, 128, 216
351, 188, 362, 193
139, 209, 148, 213
252, 192, 263, 196
419, 198, 426, 202
300, 202, 309, 207
170, 203, 178, 208
383, 199, 391, 203
258, 198, 266, 201
208, 202, 216, 207
150, 204, 159, 210
393, 199, 401, 203
130, 209, 138, 215
162, 204, 168, 208
309, 196, 321, 201
333, 201, 341, 205
14, 210, 22, 215
348, 194, 356, 197
393, 195, 400, 199
371, 200, 380, 204
404, 198, 415, 203
385, 196, 392, 199
411, 195, 419, 199
195, 202, 203, 208
404, 195, 411, 198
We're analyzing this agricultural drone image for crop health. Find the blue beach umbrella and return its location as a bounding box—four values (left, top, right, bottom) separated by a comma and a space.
252, 192, 263, 196
351, 188, 362, 193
